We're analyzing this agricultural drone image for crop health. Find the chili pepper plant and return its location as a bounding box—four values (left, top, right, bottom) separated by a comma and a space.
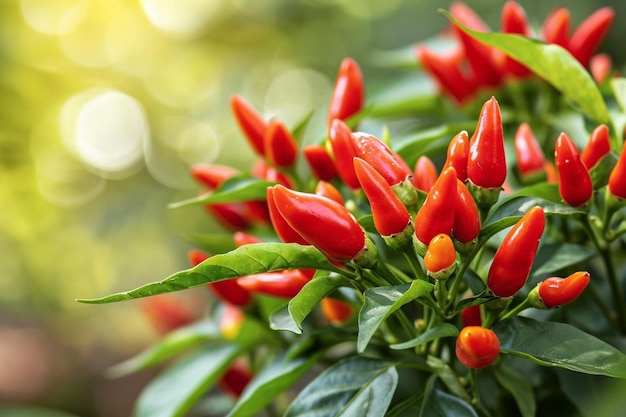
80, 3, 626, 417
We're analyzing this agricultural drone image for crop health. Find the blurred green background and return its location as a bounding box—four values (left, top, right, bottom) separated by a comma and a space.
1, 0, 623, 415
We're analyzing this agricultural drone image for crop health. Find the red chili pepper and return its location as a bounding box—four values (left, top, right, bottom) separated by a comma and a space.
443, 130, 469, 182
536, 271, 591, 308
416, 46, 477, 104
252, 158, 293, 188
328, 119, 360, 189
264, 119, 299, 168
351, 132, 412, 187
271, 185, 368, 263
188, 249, 252, 306
486, 206, 545, 297
328, 57, 365, 125
266, 187, 310, 246
220, 303, 245, 340
303, 144, 338, 181
554, 132, 593, 207
354, 158, 411, 237
590, 53, 612, 84
608, 143, 626, 199
514, 123, 546, 180
315, 181, 344, 205
413, 155, 438, 192
191, 164, 239, 189
230, 95, 268, 156
500, 1, 532, 77
321, 297, 353, 325
237, 270, 311, 298
581, 124, 611, 169
423, 233, 457, 279
233, 231, 263, 247
568, 7, 615, 68
455, 326, 500, 369
453, 179, 481, 244
205, 201, 253, 231
414, 167, 457, 247
141, 294, 195, 335
542, 7, 570, 48
461, 304, 482, 327
218, 361, 253, 398
450, 2, 502, 88
467, 97, 507, 189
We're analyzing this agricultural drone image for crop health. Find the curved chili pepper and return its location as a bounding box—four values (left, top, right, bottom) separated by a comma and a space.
220, 303, 245, 340
188, 249, 252, 306
535, 271, 591, 309
218, 361, 253, 398
416, 46, 477, 104
328, 119, 360, 189
230, 95, 268, 156
414, 167, 457, 249
237, 270, 311, 298
264, 119, 298, 168
413, 155, 438, 192
321, 297, 353, 325
581, 124, 611, 169
443, 131, 469, 182
271, 185, 368, 263
514, 123, 546, 181
555, 132, 593, 207
467, 97, 507, 189
453, 179, 481, 244
501, 1, 532, 77
252, 158, 293, 188
191, 164, 239, 189
455, 326, 500, 369
568, 7, 615, 68
423, 233, 457, 279
351, 132, 412, 187
542, 7, 570, 48
233, 231, 263, 247
328, 57, 365, 125
205, 201, 253, 231
315, 180, 344, 205
303, 144, 337, 181
141, 294, 195, 335
608, 144, 626, 199
461, 304, 482, 327
266, 187, 310, 246
486, 206, 545, 297
590, 53, 612, 84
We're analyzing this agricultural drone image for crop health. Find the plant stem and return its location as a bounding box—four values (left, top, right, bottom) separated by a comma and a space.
600, 247, 626, 334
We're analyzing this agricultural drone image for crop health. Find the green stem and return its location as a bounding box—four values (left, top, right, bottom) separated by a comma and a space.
403, 248, 428, 281
446, 239, 486, 313
499, 298, 531, 321
600, 248, 626, 334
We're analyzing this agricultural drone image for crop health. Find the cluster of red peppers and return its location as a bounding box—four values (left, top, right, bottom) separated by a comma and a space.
417, 1, 615, 103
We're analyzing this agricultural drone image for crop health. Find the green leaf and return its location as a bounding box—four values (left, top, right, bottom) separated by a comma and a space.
453, 292, 498, 315
495, 362, 536, 417
391, 323, 459, 350
422, 389, 478, 417
427, 356, 471, 402
442, 10, 609, 123
396, 123, 474, 166
0, 406, 80, 417
283, 356, 398, 417
531, 243, 597, 278
108, 320, 219, 377
270, 274, 353, 333
385, 395, 424, 417
493, 317, 626, 378
168, 177, 274, 209
611, 77, 626, 114
185, 233, 236, 255
358, 280, 434, 353
134, 344, 242, 417
227, 353, 321, 417
291, 110, 314, 142
78, 243, 338, 304
589, 152, 619, 190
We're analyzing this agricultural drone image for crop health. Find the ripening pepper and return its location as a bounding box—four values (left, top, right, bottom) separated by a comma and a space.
303, 144, 337, 182
413, 155, 438, 192
542, 7, 570, 48
315, 180, 344, 205
321, 297, 353, 325
555, 132, 593, 207
191, 164, 240, 189
141, 294, 195, 335
453, 179, 481, 244
264, 119, 298, 168
351, 132, 412, 187
233, 231, 263, 247
237, 270, 311, 298
266, 187, 310, 246
486, 206, 545, 297
218, 362, 253, 398
271, 185, 374, 264
581, 124, 611, 169
461, 304, 482, 327
531, 271, 591, 309
188, 249, 252, 307
328, 119, 360, 189
500, 1, 532, 77
456, 326, 500, 369
220, 303, 245, 340
230, 95, 268, 156
423, 233, 457, 279
568, 7, 615, 68
415, 46, 477, 104
414, 167, 457, 251
252, 158, 293, 189
514, 123, 546, 182
443, 131, 469, 182
608, 143, 626, 199
328, 57, 365, 125
467, 97, 507, 190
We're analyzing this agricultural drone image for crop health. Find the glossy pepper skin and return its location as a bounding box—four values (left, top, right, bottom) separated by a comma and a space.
581, 124, 611, 169
443, 131, 469, 182
351, 132, 412, 187
271, 185, 367, 262
328, 119, 360, 189
354, 158, 411, 237
321, 297, 353, 325
413, 155, 438, 192
514, 123, 546, 180
467, 97, 507, 189
328, 57, 364, 125
487, 206, 545, 297
423, 233, 457, 279
264, 119, 298, 168
266, 187, 310, 246
416, 46, 477, 104
542, 7, 570, 48
456, 326, 500, 369
568, 7, 615, 68
453, 179, 481, 244
230, 95, 268, 156
303, 144, 337, 182
555, 132, 593, 207
608, 144, 626, 199
237, 270, 311, 298
414, 167, 457, 248
461, 305, 482, 327
500, 1, 532, 77
315, 181, 344, 205
536, 271, 591, 308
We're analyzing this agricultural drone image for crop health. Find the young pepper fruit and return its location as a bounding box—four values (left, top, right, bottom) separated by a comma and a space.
456, 326, 500, 369
413, 155, 438, 192
443, 131, 469, 183
264, 119, 298, 168
500, 1, 532, 78
218, 361, 253, 398
321, 297, 353, 325
487, 206, 545, 298
555, 132, 593, 207
237, 270, 311, 298
453, 179, 481, 246
328, 119, 360, 189
514, 123, 546, 183
568, 7, 615, 68
581, 124, 611, 170
141, 294, 195, 335
530, 271, 591, 309
423, 233, 457, 280
303, 144, 337, 182
608, 143, 626, 199
230, 95, 268, 156
328, 57, 364, 125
